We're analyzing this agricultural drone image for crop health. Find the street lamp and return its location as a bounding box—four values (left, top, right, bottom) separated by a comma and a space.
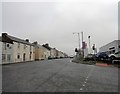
81, 32, 83, 45
73, 32, 81, 51
88, 36, 91, 54
81, 32, 84, 57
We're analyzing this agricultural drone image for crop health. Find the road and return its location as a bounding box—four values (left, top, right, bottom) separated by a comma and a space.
2, 58, 118, 92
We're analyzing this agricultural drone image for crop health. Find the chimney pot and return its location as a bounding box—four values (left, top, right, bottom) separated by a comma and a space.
25, 39, 29, 42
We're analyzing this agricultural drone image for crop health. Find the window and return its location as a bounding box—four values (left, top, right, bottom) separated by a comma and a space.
18, 43, 20, 49
110, 50, 115, 54
17, 53, 20, 59
42, 55, 44, 58
30, 46, 31, 51
109, 47, 115, 50
7, 54, 11, 61
2, 54, 6, 62
109, 51, 112, 54
3, 43, 6, 50
119, 45, 120, 48
7, 44, 9, 47
24, 44, 27, 49
30, 53, 31, 60
112, 50, 115, 53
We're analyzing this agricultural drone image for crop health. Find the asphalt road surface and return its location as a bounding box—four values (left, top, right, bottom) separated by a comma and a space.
2, 58, 118, 92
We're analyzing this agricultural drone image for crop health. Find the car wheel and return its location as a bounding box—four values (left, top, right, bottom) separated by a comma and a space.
110, 56, 115, 60
101, 58, 104, 61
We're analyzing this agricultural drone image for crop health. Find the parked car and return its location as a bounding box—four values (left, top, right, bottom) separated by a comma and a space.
84, 54, 96, 61
95, 52, 108, 61
48, 56, 54, 59
109, 51, 120, 60
69, 55, 74, 58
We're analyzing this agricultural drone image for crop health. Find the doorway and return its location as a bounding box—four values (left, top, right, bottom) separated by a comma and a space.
23, 53, 26, 61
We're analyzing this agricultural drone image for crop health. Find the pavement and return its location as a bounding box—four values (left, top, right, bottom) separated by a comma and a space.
2, 58, 118, 92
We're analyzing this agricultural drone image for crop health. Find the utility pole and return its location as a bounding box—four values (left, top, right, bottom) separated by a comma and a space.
88, 36, 91, 54
81, 32, 83, 44
78, 33, 80, 51
81, 32, 84, 57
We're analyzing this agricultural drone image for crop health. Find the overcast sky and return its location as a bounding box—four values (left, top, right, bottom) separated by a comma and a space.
1, 0, 119, 55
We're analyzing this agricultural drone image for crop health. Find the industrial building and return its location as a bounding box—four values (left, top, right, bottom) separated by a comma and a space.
99, 40, 120, 54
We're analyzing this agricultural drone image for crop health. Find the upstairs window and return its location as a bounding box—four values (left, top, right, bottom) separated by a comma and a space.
7, 44, 9, 47
3, 43, 6, 50
30, 46, 31, 51
24, 44, 27, 49
109, 47, 115, 50
7, 54, 11, 61
2, 54, 6, 62
18, 43, 20, 49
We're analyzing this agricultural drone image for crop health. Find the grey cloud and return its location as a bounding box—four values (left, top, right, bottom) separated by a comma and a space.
2, 1, 118, 55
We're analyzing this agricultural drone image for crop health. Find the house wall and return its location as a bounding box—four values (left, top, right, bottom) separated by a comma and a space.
31, 46, 35, 61
2, 42, 13, 64
35, 48, 40, 60
58, 51, 62, 58
33, 47, 35, 60
39, 48, 45, 60
61, 53, 64, 57
34, 46, 51, 60
50, 48, 56, 58
56, 50, 59, 58
12, 42, 34, 63
44, 49, 50, 59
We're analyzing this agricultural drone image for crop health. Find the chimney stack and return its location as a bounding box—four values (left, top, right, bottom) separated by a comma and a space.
33, 41, 38, 45
45, 43, 49, 47
25, 39, 29, 42
2, 33, 8, 36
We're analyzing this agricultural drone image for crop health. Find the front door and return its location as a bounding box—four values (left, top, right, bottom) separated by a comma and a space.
23, 53, 25, 61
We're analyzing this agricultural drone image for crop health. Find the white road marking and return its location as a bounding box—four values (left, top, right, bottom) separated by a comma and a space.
82, 84, 85, 87
79, 66, 95, 91
84, 81, 87, 83
80, 88, 83, 91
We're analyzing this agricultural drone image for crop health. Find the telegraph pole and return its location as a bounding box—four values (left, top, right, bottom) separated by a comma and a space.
81, 32, 84, 57
88, 36, 91, 54
78, 33, 80, 51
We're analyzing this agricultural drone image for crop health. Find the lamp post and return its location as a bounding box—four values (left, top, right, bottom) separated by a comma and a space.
73, 32, 81, 51
81, 32, 84, 57
88, 36, 91, 54
81, 32, 83, 45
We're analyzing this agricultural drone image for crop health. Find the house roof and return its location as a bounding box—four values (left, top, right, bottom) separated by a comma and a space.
100, 40, 120, 49
2, 33, 34, 46
42, 44, 51, 50
33, 43, 49, 51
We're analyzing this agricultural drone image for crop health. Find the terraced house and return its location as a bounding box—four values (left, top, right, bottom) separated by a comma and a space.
33, 41, 50, 60
2, 33, 35, 64
50, 48, 58, 59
